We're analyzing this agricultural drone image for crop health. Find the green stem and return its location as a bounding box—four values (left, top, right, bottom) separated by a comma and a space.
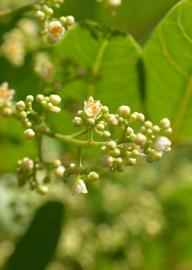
44, 129, 107, 148
70, 128, 87, 138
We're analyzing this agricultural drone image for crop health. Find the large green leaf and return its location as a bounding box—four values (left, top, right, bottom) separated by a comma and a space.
144, 0, 192, 143
4, 201, 64, 270
53, 21, 142, 112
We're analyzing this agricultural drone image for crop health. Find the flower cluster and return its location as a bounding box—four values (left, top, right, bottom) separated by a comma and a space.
35, 0, 75, 43
9, 94, 172, 195
1, 19, 39, 66
34, 52, 55, 81
0, 82, 15, 116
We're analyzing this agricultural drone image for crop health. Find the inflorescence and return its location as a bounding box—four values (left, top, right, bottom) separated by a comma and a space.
35, 0, 75, 43
0, 83, 172, 196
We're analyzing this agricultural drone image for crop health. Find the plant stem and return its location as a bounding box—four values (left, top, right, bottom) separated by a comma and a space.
44, 129, 107, 148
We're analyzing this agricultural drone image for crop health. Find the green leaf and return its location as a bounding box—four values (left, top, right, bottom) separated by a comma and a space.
53, 21, 142, 112
144, 0, 192, 143
4, 201, 64, 270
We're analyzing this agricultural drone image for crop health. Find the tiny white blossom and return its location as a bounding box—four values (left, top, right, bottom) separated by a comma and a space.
54, 165, 66, 178
49, 94, 62, 105
24, 128, 35, 140
72, 179, 88, 195
0, 82, 15, 106
2, 39, 25, 66
154, 136, 171, 153
48, 20, 65, 41
84, 96, 102, 119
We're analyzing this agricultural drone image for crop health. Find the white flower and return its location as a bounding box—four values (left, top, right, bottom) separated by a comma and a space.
154, 136, 171, 153
34, 52, 55, 81
84, 96, 102, 119
48, 20, 65, 41
72, 179, 88, 195
0, 82, 15, 106
2, 39, 25, 66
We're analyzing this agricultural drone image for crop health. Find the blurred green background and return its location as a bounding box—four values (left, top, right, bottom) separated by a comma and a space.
2, 1, 192, 270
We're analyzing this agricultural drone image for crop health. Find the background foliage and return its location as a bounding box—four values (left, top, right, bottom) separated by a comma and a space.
1, 0, 192, 270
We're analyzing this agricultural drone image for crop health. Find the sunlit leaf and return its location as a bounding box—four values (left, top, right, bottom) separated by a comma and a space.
144, 0, 192, 143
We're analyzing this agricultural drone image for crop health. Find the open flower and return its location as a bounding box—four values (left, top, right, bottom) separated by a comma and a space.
2, 39, 25, 66
48, 20, 65, 42
0, 82, 15, 106
84, 96, 102, 119
154, 136, 172, 153
72, 178, 88, 195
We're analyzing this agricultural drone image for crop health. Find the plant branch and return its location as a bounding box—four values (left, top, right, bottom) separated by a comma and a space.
43, 129, 107, 148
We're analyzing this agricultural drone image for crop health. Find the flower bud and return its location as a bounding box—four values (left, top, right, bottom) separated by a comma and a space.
73, 116, 83, 127
16, 101, 26, 111
72, 179, 88, 195
87, 118, 95, 126
19, 157, 34, 171
36, 94, 45, 103
26, 95, 34, 103
144, 121, 153, 128
96, 122, 105, 131
126, 127, 134, 136
36, 10, 45, 21
50, 106, 61, 114
37, 185, 49, 195
118, 105, 131, 117
160, 118, 171, 129
24, 128, 35, 140
49, 94, 62, 105
135, 133, 147, 145
87, 171, 99, 182
107, 140, 117, 150
107, 114, 118, 126
66, 16, 75, 26
102, 130, 111, 138
54, 165, 65, 178
125, 158, 136, 166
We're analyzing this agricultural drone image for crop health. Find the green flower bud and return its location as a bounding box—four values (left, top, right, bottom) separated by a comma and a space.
73, 116, 83, 127
160, 118, 171, 129
125, 158, 136, 166
16, 101, 26, 111
144, 121, 153, 128
24, 128, 35, 140
118, 105, 131, 117
87, 118, 95, 126
107, 140, 117, 150
87, 171, 99, 182
102, 130, 111, 138
49, 94, 62, 105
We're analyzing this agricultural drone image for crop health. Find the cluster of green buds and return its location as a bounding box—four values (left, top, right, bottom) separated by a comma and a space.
73, 97, 172, 174
35, 0, 75, 43
15, 94, 62, 140
0, 82, 15, 116
3, 91, 172, 196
